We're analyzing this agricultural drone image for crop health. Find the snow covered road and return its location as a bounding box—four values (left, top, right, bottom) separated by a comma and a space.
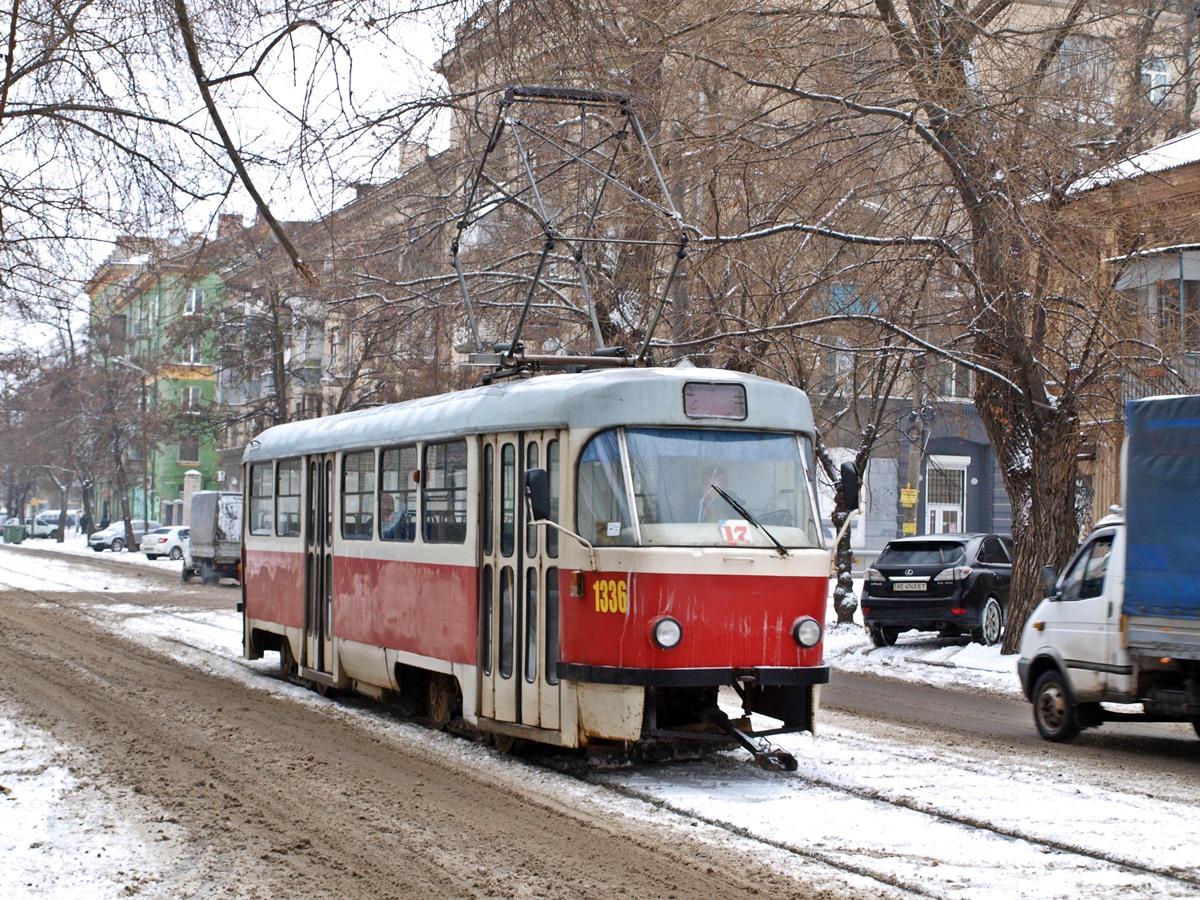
1, 540, 1198, 898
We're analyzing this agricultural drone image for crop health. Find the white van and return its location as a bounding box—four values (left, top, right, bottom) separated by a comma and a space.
30, 510, 63, 537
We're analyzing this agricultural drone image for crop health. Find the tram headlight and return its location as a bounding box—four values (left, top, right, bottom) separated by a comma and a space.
652, 616, 683, 650
792, 616, 822, 649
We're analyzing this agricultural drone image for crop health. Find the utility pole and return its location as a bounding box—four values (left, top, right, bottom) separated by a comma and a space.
114, 357, 152, 525
901, 354, 928, 537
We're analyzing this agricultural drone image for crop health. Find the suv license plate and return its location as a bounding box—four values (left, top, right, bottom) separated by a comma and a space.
893, 582, 927, 591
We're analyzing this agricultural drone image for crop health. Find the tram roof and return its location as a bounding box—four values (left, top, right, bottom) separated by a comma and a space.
242, 366, 815, 462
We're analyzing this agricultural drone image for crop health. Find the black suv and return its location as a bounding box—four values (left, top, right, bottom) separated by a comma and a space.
861, 533, 1013, 647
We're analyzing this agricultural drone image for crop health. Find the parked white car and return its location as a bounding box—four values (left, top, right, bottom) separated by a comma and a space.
140, 525, 190, 560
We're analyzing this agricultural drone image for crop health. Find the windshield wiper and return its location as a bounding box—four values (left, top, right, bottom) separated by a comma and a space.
710, 484, 790, 558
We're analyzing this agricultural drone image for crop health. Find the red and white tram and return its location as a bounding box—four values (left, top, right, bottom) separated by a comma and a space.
241, 366, 855, 769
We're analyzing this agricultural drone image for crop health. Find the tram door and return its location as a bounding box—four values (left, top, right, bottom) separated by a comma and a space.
480, 432, 562, 732
303, 453, 335, 675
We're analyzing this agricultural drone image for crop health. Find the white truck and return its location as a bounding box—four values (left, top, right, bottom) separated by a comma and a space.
1018, 394, 1200, 742
183, 491, 243, 585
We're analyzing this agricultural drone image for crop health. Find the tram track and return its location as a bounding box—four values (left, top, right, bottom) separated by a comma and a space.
0, 563, 851, 899
581, 757, 1200, 897
1, 546, 1197, 897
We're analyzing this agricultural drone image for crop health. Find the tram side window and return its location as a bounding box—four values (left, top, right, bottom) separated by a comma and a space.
424, 440, 468, 543
380, 445, 418, 542
524, 443, 538, 556
482, 444, 494, 554
547, 440, 559, 558
276, 458, 302, 537
501, 442, 516, 557
342, 450, 375, 540
577, 430, 632, 545
544, 567, 559, 685
249, 463, 273, 535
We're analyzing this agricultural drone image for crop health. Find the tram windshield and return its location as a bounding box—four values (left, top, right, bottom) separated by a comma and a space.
577, 427, 822, 548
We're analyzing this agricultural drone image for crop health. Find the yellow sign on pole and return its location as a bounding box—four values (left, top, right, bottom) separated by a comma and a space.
900, 488, 919, 507
902, 521, 917, 535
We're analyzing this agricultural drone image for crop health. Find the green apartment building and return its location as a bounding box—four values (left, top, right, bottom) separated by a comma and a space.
84, 236, 226, 526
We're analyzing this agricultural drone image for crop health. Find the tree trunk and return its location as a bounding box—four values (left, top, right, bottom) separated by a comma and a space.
973, 373, 1081, 653
830, 506, 858, 624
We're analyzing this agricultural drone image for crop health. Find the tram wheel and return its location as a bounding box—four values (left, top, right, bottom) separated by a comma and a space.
427, 673, 456, 731
279, 639, 297, 679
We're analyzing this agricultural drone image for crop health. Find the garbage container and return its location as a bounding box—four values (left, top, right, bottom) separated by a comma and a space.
4, 524, 25, 544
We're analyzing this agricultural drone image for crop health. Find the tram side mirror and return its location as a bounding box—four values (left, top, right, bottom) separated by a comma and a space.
525, 468, 551, 521
838, 461, 860, 511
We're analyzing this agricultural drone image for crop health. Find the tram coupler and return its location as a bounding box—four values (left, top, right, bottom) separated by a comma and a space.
702, 709, 798, 773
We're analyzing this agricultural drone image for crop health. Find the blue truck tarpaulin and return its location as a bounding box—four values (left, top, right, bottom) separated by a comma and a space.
1124, 394, 1200, 618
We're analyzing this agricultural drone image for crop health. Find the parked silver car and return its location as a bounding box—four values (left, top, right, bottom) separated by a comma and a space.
89, 519, 160, 552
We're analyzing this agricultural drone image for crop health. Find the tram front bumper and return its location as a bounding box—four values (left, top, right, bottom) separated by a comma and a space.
557, 662, 830, 687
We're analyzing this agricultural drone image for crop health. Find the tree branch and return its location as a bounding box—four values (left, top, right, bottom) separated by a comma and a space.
171, 0, 318, 287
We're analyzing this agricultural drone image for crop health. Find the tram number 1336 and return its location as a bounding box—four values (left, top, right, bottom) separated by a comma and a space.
592, 577, 629, 614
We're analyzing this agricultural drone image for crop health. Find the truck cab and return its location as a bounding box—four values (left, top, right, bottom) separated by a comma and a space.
1019, 393, 1200, 743
1018, 516, 1131, 740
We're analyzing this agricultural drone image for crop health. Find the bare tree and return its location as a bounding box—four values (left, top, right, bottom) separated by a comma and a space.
429, 1, 1192, 650
1, 1, 455, 338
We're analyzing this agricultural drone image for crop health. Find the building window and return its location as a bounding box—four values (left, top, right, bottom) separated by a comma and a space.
329, 326, 341, 374
108, 314, 127, 345
182, 386, 203, 413
1051, 35, 1114, 121
1154, 280, 1200, 351
1054, 35, 1110, 95
299, 324, 323, 364
178, 437, 200, 463
1142, 58, 1169, 105
824, 283, 877, 316
932, 360, 973, 400
824, 338, 854, 395
184, 288, 204, 316
179, 339, 201, 366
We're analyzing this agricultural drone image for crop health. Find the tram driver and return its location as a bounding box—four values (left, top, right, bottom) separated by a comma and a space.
697, 465, 745, 522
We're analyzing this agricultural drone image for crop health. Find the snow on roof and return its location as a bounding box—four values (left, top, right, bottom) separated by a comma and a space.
1074, 127, 1200, 194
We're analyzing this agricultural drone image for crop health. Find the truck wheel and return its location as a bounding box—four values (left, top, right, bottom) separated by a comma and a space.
1033, 669, 1080, 742
867, 625, 899, 647
978, 596, 1004, 646
200, 562, 216, 585
1193, 721, 1200, 740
